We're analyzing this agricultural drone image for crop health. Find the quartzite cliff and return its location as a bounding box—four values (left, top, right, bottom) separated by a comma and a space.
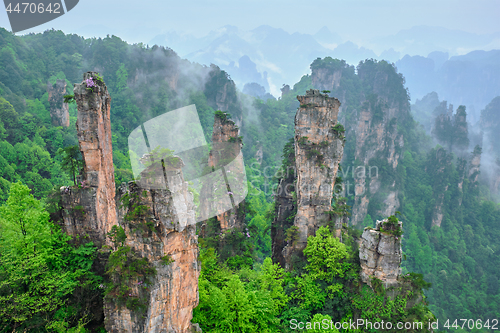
61, 72, 200, 333
273, 89, 344, 268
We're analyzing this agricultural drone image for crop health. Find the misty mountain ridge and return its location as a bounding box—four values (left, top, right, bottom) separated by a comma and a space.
150, 24, 499, 101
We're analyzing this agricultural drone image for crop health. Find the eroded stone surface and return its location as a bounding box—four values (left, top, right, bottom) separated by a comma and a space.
62, 72, 200, 333
199, 112, 244, 232
106, 181, 200, 333
61, 72, 116, 244
359, 219, 402, 287
282, 89, 344, 267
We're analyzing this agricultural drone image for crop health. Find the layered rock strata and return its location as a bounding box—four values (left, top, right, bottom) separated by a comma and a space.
281, 89, 344, 267
47, 79, 70, 127
61, 72, 200, 333
359, 219, 402, 287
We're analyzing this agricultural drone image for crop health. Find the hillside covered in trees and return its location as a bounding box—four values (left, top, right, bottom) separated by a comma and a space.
0, 28, 499, 332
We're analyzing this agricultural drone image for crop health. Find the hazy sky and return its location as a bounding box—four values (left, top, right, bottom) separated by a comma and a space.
1, 0, 499, 44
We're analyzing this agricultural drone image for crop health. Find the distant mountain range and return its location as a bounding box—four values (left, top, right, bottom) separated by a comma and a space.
150, 25, 499, 115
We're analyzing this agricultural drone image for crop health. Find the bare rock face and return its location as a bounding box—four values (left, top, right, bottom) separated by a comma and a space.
359, 219, 402, 287
47, 79, 70, 127
106, 180, 200, 333
199, 112, 244, 232
61, 72, 116, 244
204, 65, 243, 126
280, 84, 291, 98
62, 72, 200, 333
350, 99, 404, 225
310, 60, 410, 226
76, 72, 116, 236
282, 89, 344, 267
271, 142, 296, 268
311, 67, 342, 91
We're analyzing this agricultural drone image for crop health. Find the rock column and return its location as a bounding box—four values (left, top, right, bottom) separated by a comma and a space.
283, 89, 344, 267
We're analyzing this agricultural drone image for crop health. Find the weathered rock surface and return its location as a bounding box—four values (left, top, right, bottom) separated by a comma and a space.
359, 219, 402, 287
61, 72, 116, 244
62, 72, 200, 333
310, 60, 409, 226
271, 142, 296, 268
469, 145, 482, 184
204, 65, 243, 126
349, 98, 404, 225
47, 79, 70, 127
282, 89, 344, 267
106, 179, 200, 333
199, 112, 244, 232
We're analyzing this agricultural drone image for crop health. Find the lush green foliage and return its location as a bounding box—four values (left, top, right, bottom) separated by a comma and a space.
1, 27, 499, 332
0, 182, 100, 332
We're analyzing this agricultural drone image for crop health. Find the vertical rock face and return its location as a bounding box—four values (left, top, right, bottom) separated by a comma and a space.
311, 67, 342, 91
349, 97, 405, 226
61, 72, 116, 244
47, 79, 70, 127
282, 89, 344, 266
204, 65, 243, 125
271, 141, 296, 268
359, 219, 402, 287
280, 84, 291, 98
309, 59, 410, 226
200, 112, 244, 232
76, 72, 117, 237
108, 178, 200, 333
62, 72, 200, 333
428, 148, 452, 228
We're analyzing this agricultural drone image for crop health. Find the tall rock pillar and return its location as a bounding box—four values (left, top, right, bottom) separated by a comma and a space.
61, 72, 116, 245
282, 89, 344, 267
61, 72, 200, 332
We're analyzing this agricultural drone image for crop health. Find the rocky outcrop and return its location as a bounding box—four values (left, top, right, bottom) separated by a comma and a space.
349, 97, 404, 225
311, 67, 342, 91
359, 219, 402, 287
310, 59, 409, 226
428, 148, 452, 228
47, 79, 70, 127
280, 84, 291, 98
107, 178, 200, 333
61, 72, 200, 333
198, 111, 246, 235
281, 89, 344, 267
61, 72, 116, 244
271, 140, 296, 268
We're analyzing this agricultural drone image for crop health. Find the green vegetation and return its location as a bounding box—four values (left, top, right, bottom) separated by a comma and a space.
0, 27, 498, 332
0, 182, 101, 331
380, 214, 403, 237
104, 227, 156, 313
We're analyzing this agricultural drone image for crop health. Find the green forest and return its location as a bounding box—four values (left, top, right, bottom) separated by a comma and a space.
0, 28, 499, 332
